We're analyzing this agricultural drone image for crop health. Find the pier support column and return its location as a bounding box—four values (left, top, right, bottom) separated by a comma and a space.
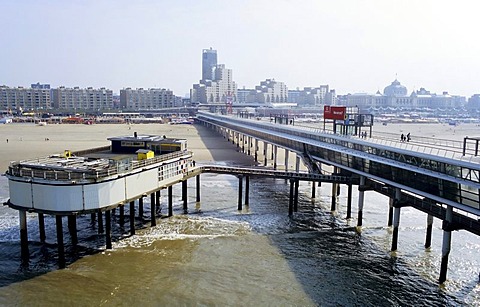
156, 190, 161, 213
67, 215, 77, 246
247, 137, 251, 156
105, 210, 112, 249
311, 181, 316, 199
295, 155, 301, 173
289, 179, 294, 216
97, 209, 104, 233
90, 213, 96, 224
387, 197, 394, 227
55, 215, 65, 268
138, 197, 144, 219
196, 175, 201, 203
346, 183, 352, 219
357, 176, 365, 227
38, 213, 46, 243
19, 210, 29, 261
439, 206, 453, 283
129, 201, 135, 235
168, 186, 173, 217
150, 192, 156, 227
285, 149, 289, 171
182, 180, 188, 213
391, 188, 402, 251
425, 214, 434, 249
331, 183, 337, 211
245, 176, 250, 206
254, 139, 258, 162
236, 133, 240, 148
119, 205, 125, 227
294, 179, 299, 212
273, 145, 278, 170
237, 176, 243, 211
263, 141, 268, 166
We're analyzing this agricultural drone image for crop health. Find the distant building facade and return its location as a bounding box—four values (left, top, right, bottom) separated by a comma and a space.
0, 85, 52, 111
191, 48, 237, 104
120, 88, 177, 110
52, 86, 113, 110
288, 85, 335, 106
345, 79, 466, 111
202, 48, 217, 81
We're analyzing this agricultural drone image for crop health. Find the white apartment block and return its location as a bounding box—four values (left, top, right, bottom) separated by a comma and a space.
0, 85, 51, 111
120, 88, 176, 110
250, 79, 288, 104
52, 87, 113, 110
191, 64, 237, 104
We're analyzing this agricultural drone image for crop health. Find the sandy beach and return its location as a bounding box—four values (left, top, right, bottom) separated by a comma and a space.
0, 122, 255, 173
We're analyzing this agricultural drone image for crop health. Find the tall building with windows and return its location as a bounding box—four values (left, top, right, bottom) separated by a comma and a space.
52, 86, 113, 110
202, 48, 217, 81
0, 85, 51, 111
119, 88, 177, 110
191, 48, 237, 104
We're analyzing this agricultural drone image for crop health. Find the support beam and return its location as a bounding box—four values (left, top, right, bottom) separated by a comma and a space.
293, 179, 299, 212
38, 213, 46, 243
182, 180, 188, 212
346, 184, 352, 219
357, 176, 365, 227
439, 206, 453, 284
387, 197, 394, 227
196, 175, 201, 203
19, 210, 29, 261
129, 201, 135, 236
238, 176, 243, 211
273, 145, 278, 170
425, 214, 434, 249
245, 176, 250, 206
55, 215, 65, 268
331, 183, 337, 211
67, 215, 77, 246
150, 192, 156, 227
391, 188, 402, 251
295, 155, 301, 173
97, 209, 104, 233
311, 181, 316, 199
285, 149, 289, 171
168, 186, 173, 217
138, 197, 144, 219
105, 210, 112, 249
289, 179, 294, 216
254, 139, 258, 162
119, 205, 125, 227
156, 190, 161, 213
263, 141, 268, 166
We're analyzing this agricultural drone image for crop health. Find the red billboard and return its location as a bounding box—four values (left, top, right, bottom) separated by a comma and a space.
324, 106, 346, 120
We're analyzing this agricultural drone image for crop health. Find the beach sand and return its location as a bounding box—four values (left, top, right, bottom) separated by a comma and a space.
0, 123, 255, 173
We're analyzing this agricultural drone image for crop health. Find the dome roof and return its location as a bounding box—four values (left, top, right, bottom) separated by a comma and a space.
383, 79, 407, 97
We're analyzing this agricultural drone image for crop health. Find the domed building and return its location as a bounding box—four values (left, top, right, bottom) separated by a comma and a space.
383, 79, 408, 97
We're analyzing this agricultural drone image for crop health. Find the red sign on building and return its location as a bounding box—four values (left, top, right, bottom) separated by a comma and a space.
324, 106, 346, 120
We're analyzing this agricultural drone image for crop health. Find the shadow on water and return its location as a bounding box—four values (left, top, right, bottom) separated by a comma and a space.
194, 123, 465, 306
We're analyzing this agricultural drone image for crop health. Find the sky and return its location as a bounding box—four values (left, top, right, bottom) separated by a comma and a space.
1, 0, 479, 97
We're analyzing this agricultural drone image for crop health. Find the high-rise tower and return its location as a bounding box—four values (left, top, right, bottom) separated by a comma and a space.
202, 48, 217, 81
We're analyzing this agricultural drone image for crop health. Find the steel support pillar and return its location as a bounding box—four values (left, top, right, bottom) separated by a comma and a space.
168, 186, 173, 217
196, 175, 201, 203
67, 215, 77, 246
150, 192, 156, 227
105, 210, 112, 249
439, 206, 453, 284
273, 145, 278, 170
238, 176, 243, 210
357, 176, 365, 227
289, 179, 294, 216
182, 180, 188, 212
391, 188, 402, 251
285, 149, 289, 171
129, 201, 135, 235
294, 179, 299, 212
19, 210, 29, 261
245, 176, 250, 206
311, 181, 316, 199
138, 197, 144, 219
295, 155, 301, 173
387, 197, 394, 227
55, 215, 65, 268
425, 214, 434, 249
97, 209, 104, 233
38, 213, 46, 243
346, 183, 352, 219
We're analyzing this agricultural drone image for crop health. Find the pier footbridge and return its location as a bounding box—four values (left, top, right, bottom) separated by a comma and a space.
196, 111, 480, 283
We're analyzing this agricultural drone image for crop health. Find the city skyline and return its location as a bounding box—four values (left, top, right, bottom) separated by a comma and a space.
1, 0, 479, 97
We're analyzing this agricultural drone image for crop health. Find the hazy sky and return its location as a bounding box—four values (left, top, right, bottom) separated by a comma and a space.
2, 0, 479, 97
